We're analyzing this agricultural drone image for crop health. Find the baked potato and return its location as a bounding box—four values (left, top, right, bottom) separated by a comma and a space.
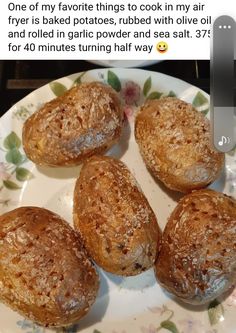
0, 207, 99, 327
135, 97, 224, 193
23, 82, 123, 166
73, 156, 161, 276
155, 189, 236, 304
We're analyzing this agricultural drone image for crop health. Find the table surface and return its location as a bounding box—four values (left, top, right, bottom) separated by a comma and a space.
0, 60, 211, 117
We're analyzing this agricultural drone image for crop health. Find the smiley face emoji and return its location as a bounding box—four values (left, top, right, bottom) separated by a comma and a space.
156, 41, 168, 53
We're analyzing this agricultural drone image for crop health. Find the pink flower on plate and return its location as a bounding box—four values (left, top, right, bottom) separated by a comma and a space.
0, 163, 10, 181
140, 324, 157, 333
123, 105, 134, 120
121, 81, 141, 105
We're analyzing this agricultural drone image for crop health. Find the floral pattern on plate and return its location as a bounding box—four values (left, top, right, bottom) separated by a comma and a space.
0, 132, 34, 206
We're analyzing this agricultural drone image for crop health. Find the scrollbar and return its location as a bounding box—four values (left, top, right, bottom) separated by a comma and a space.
211, 15, 235, 152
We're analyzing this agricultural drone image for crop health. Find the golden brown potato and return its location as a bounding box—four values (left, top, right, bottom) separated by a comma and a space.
135, 97, 224, 193
155, 189, 236, 304
0, 207, 99, 327
73, 156, 161, 276
23, 82, 123, 167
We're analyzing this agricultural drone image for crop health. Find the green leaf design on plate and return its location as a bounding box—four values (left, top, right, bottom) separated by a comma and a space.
208, 299, 224, 326
93, 330, 102, 333
147, 91, 162, 100
6, 148, 23, 165
143, 76, 152, 96
72, 72, 86, 87
107, 70, 121, 92
167, 90, 177, 97
3, 131, 21, 150
13, 106, 32, 122
16, 167, 34, 181
192, 91, 208, 107
3, 180, 21, 190
49, 82, 67, 97
160, 320, 180, 333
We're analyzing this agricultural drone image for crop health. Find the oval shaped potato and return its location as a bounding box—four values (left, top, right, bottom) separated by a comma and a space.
135, 97, 224, 193
23, 82, 123, 166
73, 156, 161, 276
155, 189, 236, 304
0, 207, 99, 327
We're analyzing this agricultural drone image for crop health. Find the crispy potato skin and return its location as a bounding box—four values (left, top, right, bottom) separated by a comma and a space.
135, 97, 224, 193
0, 207, 99, 327
155, 189, 236, 304
23, 82, 123, 167
73, 156, 161, 276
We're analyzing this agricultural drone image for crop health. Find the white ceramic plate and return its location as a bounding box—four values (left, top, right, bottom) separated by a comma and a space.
0, 68, 236, 333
